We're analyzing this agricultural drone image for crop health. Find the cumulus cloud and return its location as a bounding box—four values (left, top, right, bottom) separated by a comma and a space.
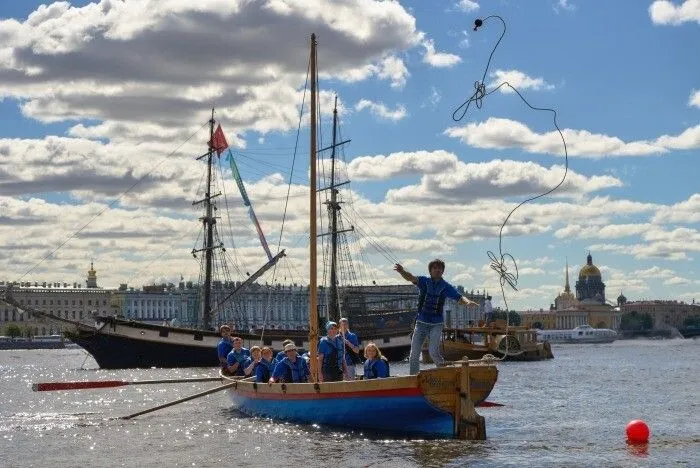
0, 0, 428, 140
553, 0, 577, 13
455, 0, 480, 12
344, 151, 621, 199
689, 89, 700, 108
488, 69, 555, 93
652, 193, 700, 224
554, 224, 652, 239
421, 39, 461, 67
589, 227, 700, 260
649, 0, 700, 25
354, 99, 408, 121
444, 117, 700, 158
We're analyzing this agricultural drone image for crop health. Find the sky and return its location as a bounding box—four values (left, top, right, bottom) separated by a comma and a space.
0, 0, 698, 311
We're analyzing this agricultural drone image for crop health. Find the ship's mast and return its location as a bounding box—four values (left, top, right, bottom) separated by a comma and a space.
192, 109, 218, 330
203, 109, 216, 330
308, 34, 319, 382
328, 97, 340, 322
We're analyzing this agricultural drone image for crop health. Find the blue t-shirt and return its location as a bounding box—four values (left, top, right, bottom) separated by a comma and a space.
364, 358, 389, 379
226, 348, 251, 376
271, 356, 309, 383
217, 338, 233, 363
340, 331, 360, 366
255, 359, 274, 382
318, 335, 344, 369
415, 276, 462, 324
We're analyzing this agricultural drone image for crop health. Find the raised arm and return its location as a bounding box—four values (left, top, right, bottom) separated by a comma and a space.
394, 263, 418, 284
458, 296, 479, 307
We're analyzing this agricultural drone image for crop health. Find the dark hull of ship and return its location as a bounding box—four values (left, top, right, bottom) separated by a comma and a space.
63, 317, 412, 369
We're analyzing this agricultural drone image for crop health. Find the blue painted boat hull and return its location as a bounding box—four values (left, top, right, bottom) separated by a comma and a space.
227, 386, 454, 437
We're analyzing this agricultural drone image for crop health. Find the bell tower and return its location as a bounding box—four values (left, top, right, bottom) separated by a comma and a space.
86, 261, 98, 288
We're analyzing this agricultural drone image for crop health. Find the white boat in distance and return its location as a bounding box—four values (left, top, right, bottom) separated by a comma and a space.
537, 325, 617, 344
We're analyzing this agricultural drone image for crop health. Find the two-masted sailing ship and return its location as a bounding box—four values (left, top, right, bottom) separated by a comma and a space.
222, 34, 498, 440
0, 47, 418, 370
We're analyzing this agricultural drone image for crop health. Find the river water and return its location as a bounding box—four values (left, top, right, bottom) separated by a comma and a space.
0, 339, 698, 467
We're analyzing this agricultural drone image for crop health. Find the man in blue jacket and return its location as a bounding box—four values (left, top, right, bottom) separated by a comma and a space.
394, 259, 478, 375
270, 343, 309, 383
217, 325, 233, 368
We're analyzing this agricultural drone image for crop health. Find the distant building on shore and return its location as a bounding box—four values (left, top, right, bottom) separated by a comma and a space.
522, 252, 621, 330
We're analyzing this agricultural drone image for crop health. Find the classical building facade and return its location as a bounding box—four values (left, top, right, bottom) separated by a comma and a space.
0, 264, 115, 336
523, 253, 621, 330
620, 300, 699, 329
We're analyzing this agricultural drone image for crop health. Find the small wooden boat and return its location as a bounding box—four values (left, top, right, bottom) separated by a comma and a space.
223, 362, 497, 438
423, 323, 554, 362
224, 34, 499, 440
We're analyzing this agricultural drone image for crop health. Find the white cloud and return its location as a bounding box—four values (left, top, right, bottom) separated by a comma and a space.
0, 0, 428, 140
653, 194, 700, 224
632, 266, 677, 278
649, 0, 700, 25
488, 69, 555, 93
355, 99, 408, 121
444, 117, 700, 158
689, 89, 700, 108
344, 151, 621, 199
554, 224, 652, 240
456, 1, 480, 12
421, 86, 442, 108
664, 276, 692, 285
421, 39, 462, 68
554, 0, 577, 13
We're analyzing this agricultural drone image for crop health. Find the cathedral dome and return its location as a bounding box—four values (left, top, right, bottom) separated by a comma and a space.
578, 253, 601, 278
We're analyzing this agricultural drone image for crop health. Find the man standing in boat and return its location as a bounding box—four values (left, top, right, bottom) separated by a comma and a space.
394, 259, 479, 375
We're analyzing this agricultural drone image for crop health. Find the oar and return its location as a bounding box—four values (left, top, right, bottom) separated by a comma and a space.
477, 401, 504, 407
32, 377, 223, 392
121, 378, 252, 420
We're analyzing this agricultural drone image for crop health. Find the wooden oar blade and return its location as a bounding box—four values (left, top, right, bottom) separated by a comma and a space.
32, 380, 128, 392
477, 401, 504, 407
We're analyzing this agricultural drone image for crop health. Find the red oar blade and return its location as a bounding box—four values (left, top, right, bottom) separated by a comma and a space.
477, 401, 504, 407
32, 380, 128, 392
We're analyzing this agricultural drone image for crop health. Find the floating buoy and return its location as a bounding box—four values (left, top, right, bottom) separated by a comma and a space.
626, 419, 650, 443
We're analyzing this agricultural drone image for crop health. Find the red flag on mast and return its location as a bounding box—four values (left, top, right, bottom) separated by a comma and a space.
209, 124, 229, 156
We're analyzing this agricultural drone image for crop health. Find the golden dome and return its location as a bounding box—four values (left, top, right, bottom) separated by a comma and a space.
578, 252, 601, 278
578, 264, 601, 278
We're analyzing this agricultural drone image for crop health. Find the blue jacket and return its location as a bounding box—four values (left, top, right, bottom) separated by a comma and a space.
415, 276, 462, 324
226, 348, 250, 376
217, 338, 233, 364
255, 358, 274, 383
271, 356, 309, 383
364, 358, 390, 379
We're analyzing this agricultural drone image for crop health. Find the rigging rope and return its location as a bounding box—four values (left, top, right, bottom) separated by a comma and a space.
452, 15, 569, 316
259, 52, 311, 343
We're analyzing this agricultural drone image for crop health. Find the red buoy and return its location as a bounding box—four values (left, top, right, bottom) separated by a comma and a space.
626, 420, 650, 443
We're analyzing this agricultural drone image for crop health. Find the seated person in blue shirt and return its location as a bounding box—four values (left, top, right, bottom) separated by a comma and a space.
242, 346, 262, 377
225, 336, 250, 376
273, 339, 295, 366
270, 343, 309, 383
217, 325, 233, 369
255, 347, 275, 383
363, 342, 390, 379
318, 321, 344, 383
339, 317, 361, 380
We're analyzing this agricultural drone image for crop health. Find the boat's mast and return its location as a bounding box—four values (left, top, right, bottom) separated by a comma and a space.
328, 96, 339, 322
202, 108, 215, 330
308, 34, 319, 382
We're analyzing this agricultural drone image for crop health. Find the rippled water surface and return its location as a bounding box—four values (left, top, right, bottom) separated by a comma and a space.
1, 339, 698, 467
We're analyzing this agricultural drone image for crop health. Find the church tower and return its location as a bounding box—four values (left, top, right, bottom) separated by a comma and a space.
575, 252, 605, 304
86, 262, 98, 288
554, 259, 578, 310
